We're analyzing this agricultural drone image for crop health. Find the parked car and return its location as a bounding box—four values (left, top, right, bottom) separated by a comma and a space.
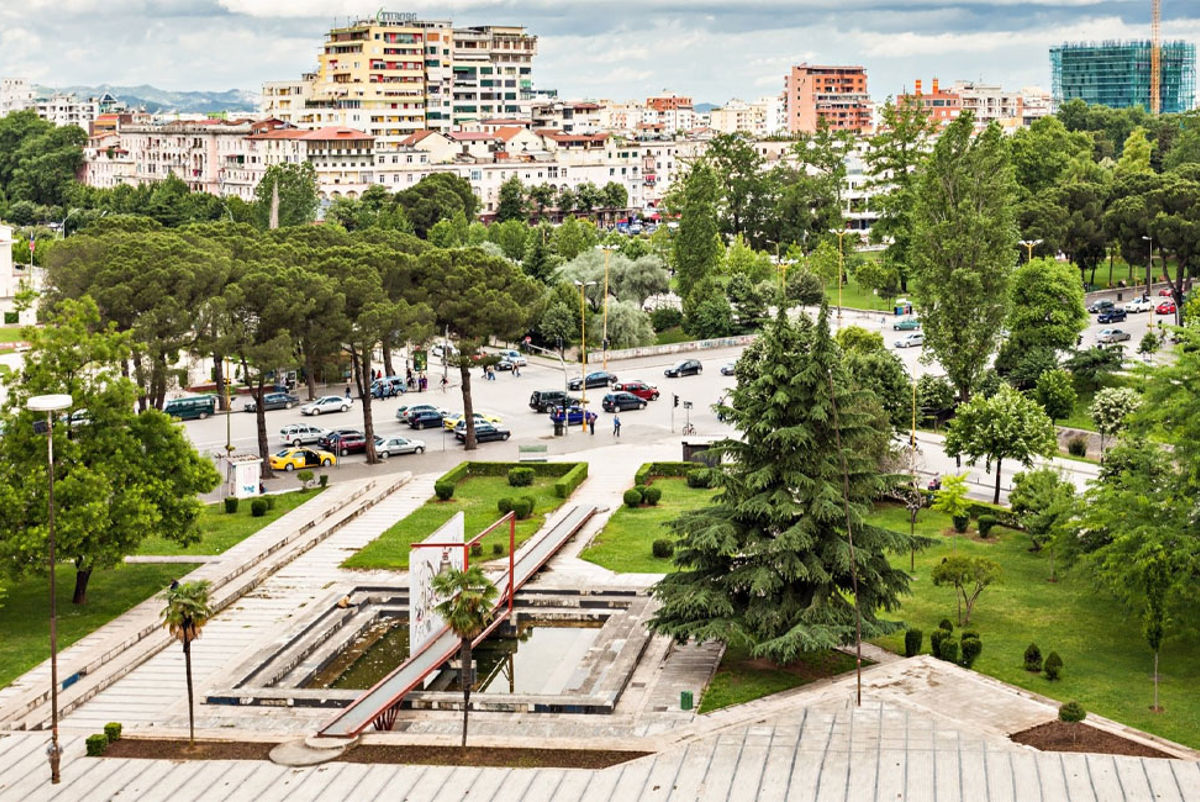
529, 389, 579, 412
1097, 328, 1131, 344
1156, 301, 1177, 315
269, 447, 335, 471
455, 421, 511, 443
301, 395, 351, 416
602, 392, 647, 412
1158, 288, 1174, 297
1087, 298, 1115, 314
280, 423, 330, 447
374, 435, 425, 457
431, 343, 458, 361
549, 405, 586, 425
496, 349, 527, 366
163, 395, 217, 421
319, 428, 368, 455
370, 376, 406, 398
612, 381, 659, 401
408, 409, 445, 429
1125, 297, 1154, 312
443, 411, 503, 431
720, 363, 736, 376
397, 404, 443, 423
567, 371, 618, 391
895, 332, 925, 348
664, 359, 702, 378
1097, 308, 1127, 324
893, 317, 921, 331
243, 392, 299, 413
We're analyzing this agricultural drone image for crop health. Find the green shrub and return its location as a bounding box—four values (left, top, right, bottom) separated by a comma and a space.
470, 543, 483, 557
223, 497, 239, 514
1066, 436, 1088, 458
104, 722, 122, 743
1024, 643, 1043, 672
1058, 700, 1086, 723
938, 638, 959, 663
296, 469, 315, 489
938, 619, 954, 633
250, 499, 268, 517
86, 734, 109, 756
319, 474, 329, 488
438, 462, 472, 485
633, 461, 696, 485
651, 306, 684, 332
512, 496, 535, 519
507, 467, 535, 487
1044, 651, 1063, 680
623, 487, 644, 508
930, 628, 951, 657
652, 539, 675, 559
952, 515, 969, 533
960, 635, 982, 668
497, 497, 513, 514
434, 481, 455, 501
976, 514, 997, 537
960, 630, 979, 641
904, 629, 923, 658
686, 468, 712, 489
264, 494, 276, 510
642, 485, 662, 506
554, 462, 589, 498
492, 543, 505, 556
964, 502, 1024, 530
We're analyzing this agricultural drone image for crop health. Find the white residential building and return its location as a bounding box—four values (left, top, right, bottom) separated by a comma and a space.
33, 92, 100, 130
0, 78, 35, 115
0, 225, 37, 326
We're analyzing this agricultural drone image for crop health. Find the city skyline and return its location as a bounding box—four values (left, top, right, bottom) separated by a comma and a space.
3, 1, 1198, 105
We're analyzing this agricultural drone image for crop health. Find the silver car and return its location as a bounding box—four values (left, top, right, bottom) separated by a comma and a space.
895, 332, 925, 348
301, 395, 352, 416
279, 423, 330, 447
374, 435, 426, 457
1097, 328, 1131, 344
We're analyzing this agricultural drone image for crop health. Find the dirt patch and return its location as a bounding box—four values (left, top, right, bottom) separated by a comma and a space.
100, 738, 648, 769
1011, 721, 1175, 759
103, 738, 276, 761
342, 744, 649, 769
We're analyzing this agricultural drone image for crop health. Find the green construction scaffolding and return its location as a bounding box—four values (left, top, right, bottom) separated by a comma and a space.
1051, 40, 1196, 113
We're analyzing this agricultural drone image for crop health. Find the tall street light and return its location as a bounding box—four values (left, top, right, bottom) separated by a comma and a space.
829, 228, 849, 320
597, 244, 618, 370
1017, 238, 1042, 263
1142, 235, 1154, 296
27, 393, 72, 785
573, 280, 597, 433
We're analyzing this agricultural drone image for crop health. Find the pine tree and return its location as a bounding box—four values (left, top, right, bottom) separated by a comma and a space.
649, 306, 925, 663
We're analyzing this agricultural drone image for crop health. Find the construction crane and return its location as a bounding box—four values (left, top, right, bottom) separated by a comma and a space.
1150, 0, 1161, 114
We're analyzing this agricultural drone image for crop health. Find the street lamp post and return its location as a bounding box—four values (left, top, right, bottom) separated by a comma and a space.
1142, 235, 1154, 295
597, 245, 618, 370
1017, 238, 1042, 263
573, 280, 597, 433
829, 229, 848, 320
27, 393, 73, 786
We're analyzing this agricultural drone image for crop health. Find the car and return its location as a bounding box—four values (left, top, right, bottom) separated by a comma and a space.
664, 359, 702, 378
163, 395, 217, 420
549, 405, 586, 425
720, 363, 736, 376
1158, 288, 1174, 297
318, 428, 368, 455
374, 435, 425, 457
895, 332, 925, 348
602, 392, 647, 412
893, 317, 921, 331
1125, 297, 1154, 312
567, 371, 617, 391
1087, 298, 1115, 314
442, 411, 503, 431
269, 447, 336, 471
496, 349, 527, 366
529, 390, 579, 412
243, 392, 300, 413
279, 423, 330, 447
301, 395, 351, 416
370, 376, 406, 398
1096, 328, 1131, 344
431, 343, 458, 361
1097, 308, 1127, 324
455, 421, 511, 443
1156, 301, 1177, 315
397, 404, 443, 422
612, 381, 659, 401
408, 409, 445, 429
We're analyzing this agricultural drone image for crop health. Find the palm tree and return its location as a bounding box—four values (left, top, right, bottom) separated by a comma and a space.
161, 580, 212, 746
432, 565, 498, 747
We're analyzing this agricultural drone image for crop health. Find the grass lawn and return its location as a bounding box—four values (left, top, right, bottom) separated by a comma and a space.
654, 326, 691, 345
0, 327, 28, 343
699, 642, 859, 713
580, 477, 716, 573
137, 489, 324, 556
1059, 372, 1143, 432
0, 562, 199, 689
869, 503, 1200, 749
342, 474, 572, 570
824, 279, 896, 312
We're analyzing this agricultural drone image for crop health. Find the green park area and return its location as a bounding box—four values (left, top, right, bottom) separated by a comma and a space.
0, 327, 27, 343
698, 644, 859, 713
138, 489, 324, 556
0, 562, 197, 689
868, 503, 1200, 749
343, 463, 583, 571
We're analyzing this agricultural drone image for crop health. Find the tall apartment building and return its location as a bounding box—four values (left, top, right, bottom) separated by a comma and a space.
34, 92, 101, 129
0, 78, 35, 115
451, 25, 537, 125
784, 64, 872, 134
897, 79, 962, 125
1050, 40, 1196, 113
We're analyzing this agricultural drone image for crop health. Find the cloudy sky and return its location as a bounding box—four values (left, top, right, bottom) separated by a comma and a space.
3, 1, 1197, 103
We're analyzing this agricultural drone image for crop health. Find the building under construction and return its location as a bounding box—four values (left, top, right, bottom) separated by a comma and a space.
1050, 40, 1196, 113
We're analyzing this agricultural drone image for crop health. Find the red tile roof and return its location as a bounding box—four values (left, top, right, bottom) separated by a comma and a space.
448, 131, 496, 142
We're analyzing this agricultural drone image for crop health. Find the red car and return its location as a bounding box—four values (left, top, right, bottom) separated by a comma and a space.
1156, 301, 1177, 315
1158, 288, 1174, 297
612, 380, 660, 401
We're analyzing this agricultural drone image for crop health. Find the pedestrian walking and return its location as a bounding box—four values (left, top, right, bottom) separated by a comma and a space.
345, 384, 351, 398
513, 364, 520, 377
587, 411, 596, 435
612, 415, 621, 437
441, 375, 449, 393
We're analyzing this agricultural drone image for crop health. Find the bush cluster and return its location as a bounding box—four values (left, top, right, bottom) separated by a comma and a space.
904, 628, 923, 658
652, 539, 675, 559
686, 468, 713, 489
86, 734, 109, 757
960, 633, 982, 668
224, 497, 239, 514
319, 474, 329, 488
642, 485, 662, 506
633, 461, 696, 485
497, 497, 513, 514
1024, 643, 1043, 672
470, 543, 483, 557
623, 487, 644, 508
250, 498, 268, 517
434, 481, 455, 501
1059, 701, 1086, 723
1044, 651, 1064, 681
296, 469, 314, 489
492, 542, 505, 556
952, 515, 970, 533
507, 467, 535, 487
976, 514, 997, 538
104, 722, 122, 742
512, 496, 535, 519
1066, 436, 1088, 457
264, 494, 276, 510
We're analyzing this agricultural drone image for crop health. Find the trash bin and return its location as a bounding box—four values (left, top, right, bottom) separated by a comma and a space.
680, 690, 694, 711
1117, 292, 1123, 301
553, 420, 565, 437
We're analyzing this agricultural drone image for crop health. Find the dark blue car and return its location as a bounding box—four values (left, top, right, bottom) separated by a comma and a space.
549, 405, 586, 425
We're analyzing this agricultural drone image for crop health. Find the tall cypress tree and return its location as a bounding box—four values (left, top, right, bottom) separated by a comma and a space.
649, 306, 923, 663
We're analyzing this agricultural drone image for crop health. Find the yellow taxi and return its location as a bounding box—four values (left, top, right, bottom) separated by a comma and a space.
442, 411, 503, 431
269, 447, 336, 471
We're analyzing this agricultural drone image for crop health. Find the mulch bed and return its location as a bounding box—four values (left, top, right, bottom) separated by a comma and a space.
1010, 721, 1175, 759
99, 738, 648, 769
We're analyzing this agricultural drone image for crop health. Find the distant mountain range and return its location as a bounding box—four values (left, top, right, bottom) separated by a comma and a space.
34, 84, 258, 114
694, 103, 717, 114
